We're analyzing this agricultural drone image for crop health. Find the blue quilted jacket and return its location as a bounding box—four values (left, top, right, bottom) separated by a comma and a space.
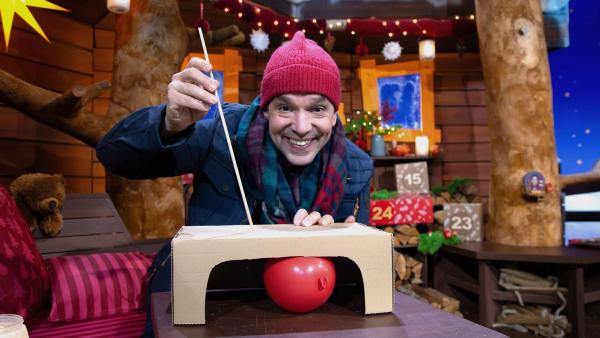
97, 103, 374, 226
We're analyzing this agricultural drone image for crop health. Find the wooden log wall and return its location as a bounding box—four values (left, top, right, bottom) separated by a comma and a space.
0, 15, 490, 204
0, 12, 97, 193
237, 51, 490, 203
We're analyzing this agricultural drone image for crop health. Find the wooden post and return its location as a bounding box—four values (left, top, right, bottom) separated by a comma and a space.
475, 0, 562, 246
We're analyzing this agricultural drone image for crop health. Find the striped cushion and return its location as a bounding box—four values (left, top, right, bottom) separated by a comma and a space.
46, 252, 152, 322
29, 309, 145, 338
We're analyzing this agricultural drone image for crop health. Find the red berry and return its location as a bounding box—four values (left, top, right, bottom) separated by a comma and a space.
443, 229, 453, 239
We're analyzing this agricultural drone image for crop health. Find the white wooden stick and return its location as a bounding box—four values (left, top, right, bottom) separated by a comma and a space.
198, 28, 254, 228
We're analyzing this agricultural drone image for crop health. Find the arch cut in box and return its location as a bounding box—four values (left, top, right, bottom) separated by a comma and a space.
171, 223, 394, 325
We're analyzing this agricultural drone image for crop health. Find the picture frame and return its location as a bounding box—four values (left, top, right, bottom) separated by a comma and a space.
180, 49, 243, 119
358, 59, 441, 143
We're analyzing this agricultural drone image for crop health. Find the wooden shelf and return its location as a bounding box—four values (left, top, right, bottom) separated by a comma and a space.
584, 289, 600, 303
446, 274, 479, 294
395, 244, 418, 249
371, 155, 438, 166
491, 290, 564, 306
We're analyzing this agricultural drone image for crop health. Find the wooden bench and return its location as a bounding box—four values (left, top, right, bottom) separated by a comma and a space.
34, 193, 168, 258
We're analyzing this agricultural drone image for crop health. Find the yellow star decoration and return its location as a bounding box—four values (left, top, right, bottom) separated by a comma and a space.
0, 0, 68, 49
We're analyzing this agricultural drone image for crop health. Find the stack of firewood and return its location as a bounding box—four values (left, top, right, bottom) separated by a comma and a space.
393, 251, 423, 286
432, 181, 481, 206
410, 285, 462, 317
383, 224, 420, 248
431, 181, 481, 230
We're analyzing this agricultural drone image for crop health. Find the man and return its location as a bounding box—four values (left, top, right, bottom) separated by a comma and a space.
97, 31, 373, 335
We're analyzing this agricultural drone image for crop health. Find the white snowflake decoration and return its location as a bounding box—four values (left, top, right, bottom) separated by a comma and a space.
250, 28, 269, 52
382, 41, 403, 61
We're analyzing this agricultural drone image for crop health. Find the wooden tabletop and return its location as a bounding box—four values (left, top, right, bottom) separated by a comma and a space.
152, 288, 506, 338
442, 241, 600, 265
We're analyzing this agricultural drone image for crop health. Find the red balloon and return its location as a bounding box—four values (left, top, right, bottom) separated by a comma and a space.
264, 257, 336, 313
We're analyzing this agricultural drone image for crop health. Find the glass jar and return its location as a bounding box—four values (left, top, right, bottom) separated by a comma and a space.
0, 315, 28, 338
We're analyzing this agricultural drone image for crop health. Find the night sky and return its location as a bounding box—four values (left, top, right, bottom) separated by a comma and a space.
549, 0, 600, 175
550, 0, 600, 240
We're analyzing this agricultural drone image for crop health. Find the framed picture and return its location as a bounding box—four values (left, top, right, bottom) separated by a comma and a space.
358, 59, 441, 143
180, 49, 242, 119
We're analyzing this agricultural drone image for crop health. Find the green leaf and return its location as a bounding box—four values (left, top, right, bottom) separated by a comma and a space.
418, 231, 460, 255
417, 232, 445, 255
431, 186, 447, 194
371, 189, 399, 200
446, 177, 473, 195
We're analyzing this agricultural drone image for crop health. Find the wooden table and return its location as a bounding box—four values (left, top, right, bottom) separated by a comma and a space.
434, 242, 600, 338
151, 288, 506, 338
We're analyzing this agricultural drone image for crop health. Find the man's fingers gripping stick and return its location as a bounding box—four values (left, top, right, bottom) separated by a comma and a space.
198, 27, 254, 228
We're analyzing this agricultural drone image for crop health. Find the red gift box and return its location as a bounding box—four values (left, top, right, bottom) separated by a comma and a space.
370, 194, 433, 226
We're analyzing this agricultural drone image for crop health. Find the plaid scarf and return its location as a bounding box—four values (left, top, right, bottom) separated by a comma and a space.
237, 97, 347, 224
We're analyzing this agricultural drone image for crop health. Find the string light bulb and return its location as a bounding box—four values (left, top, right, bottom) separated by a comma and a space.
312, 18, 317, 23
274, 20, 279, 26
238, 12, 243, 18
403, 31, 407, 36
412, 18, 418, 23
284, 32, 289, 38
469, 14, 475, 20
293, 18, 299, 23
257, 21, 262, 27
422, 29, 427, 34
302, 29, 306, 33
319, 29, 324, 34
395, 20, 400, 26
454, 15, 459, 20
388, 32, 393, 37
351, 30, 355, 35
346, 19, 351, 23
224, 7, 229, 12
286, 20, 291, 25
255, 7, 260, 14
382, 21, 387, 26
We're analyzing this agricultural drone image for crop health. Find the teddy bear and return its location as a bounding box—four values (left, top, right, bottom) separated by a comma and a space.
9, 173, 67, 237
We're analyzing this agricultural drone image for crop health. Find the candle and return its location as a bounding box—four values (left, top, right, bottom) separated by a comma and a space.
415, 136, 430, 156
419, 39, 436, 60
107, 0, 130, 14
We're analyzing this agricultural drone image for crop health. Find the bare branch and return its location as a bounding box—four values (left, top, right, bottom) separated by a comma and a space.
0, 68, 113, 147
187, 24, 244, 52
560, 159, 600, 195
45, 81, 111, 117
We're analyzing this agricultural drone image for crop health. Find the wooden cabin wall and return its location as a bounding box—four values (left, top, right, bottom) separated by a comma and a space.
432, 54, 490, 203
0, 14, 489, 203
90, 28, 115, 193
236, 51, 490, 203
0, 12, 96, 193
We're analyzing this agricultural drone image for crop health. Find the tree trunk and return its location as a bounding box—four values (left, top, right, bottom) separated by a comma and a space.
475, 0, 562, 246
0, 0, 246, 239
105, 0, 191, 239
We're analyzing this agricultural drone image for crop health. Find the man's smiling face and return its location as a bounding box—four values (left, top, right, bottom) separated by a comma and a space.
264, 93, 337, 167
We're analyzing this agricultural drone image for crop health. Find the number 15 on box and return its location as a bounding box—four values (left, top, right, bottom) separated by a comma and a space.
395, 162, 429, 195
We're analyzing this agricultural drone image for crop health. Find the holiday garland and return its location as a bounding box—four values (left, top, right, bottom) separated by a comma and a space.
417, 230, 461, 255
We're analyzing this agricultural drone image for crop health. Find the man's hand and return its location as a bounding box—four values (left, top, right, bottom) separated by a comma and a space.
163, 57, 220, 137
293, 209, 356, 227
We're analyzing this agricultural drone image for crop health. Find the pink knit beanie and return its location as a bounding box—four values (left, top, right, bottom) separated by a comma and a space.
260, 31, 341, 109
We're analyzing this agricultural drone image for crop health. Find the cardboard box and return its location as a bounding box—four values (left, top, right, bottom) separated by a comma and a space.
443, 203, 483, 241
172, 223, 394, 325
370, 194, 434, 226
395, 162, 430, 194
